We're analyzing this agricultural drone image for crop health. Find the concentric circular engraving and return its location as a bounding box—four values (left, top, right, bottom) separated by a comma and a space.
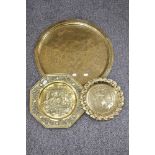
35, 19, 114, 85
81, 78, 124, 120
39, 82, 76, 119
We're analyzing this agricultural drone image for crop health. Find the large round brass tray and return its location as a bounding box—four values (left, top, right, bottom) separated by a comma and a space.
35, 19, 114, 85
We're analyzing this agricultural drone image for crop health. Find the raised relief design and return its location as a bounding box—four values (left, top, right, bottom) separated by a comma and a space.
40, 83, 76, 119
30, 74, 84, 128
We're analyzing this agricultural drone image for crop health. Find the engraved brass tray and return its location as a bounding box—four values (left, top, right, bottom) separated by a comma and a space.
81, 78, 124, 120
35, 19, 114, 85
30, 74, 84, 128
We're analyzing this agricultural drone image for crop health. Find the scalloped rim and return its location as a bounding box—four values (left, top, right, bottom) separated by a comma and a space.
80, 78, 124, 121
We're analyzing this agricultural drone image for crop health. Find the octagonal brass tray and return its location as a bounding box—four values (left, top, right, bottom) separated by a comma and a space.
35, 19, 114, 85
30, 74, 84, 128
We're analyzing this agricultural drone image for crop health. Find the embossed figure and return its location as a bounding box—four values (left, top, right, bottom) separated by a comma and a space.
40, 83, 76, 119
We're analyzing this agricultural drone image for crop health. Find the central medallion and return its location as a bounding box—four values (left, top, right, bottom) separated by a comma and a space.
39, 82, 76, 119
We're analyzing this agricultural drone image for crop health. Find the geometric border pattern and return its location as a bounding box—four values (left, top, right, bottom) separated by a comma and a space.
30, 73, 84, 128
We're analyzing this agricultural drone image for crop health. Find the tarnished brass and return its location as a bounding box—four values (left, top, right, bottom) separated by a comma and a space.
81, 78, 124, 120
35, 19, 114, 85
30, 74, 84, 128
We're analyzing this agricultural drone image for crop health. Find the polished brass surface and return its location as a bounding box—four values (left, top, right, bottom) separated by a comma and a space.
81, 78, 124, 120
35, 19, 114, 85
30, 74, 84, 128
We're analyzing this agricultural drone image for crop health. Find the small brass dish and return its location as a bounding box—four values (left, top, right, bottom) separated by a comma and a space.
30, 74, 84, 128
35, 19, 114, 85
81, 78, 124, 120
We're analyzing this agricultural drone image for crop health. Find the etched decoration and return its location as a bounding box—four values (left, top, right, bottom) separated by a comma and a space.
94, 86, 116, 110
39, 82, 76, 119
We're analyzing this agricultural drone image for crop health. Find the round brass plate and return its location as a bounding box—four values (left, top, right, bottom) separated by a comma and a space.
35, 19, 114, 85
81, 78, 124, 120
30, 74, 84, 128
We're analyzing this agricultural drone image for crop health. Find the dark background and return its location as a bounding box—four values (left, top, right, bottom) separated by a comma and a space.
26, 0, 129, 154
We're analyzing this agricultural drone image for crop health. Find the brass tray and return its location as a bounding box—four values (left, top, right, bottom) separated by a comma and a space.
81, 78, 124, 120
30, 74, 84, 128
35, 19, 114, 85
